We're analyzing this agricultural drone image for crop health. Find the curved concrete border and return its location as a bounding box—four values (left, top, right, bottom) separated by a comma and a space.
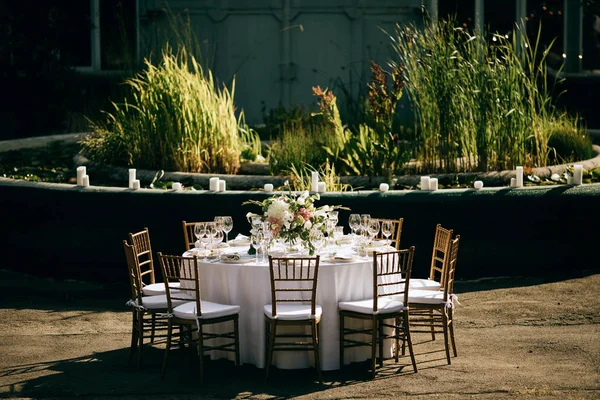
2, 133, 599, 189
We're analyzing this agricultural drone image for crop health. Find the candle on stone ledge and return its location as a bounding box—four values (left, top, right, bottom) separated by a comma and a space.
311, 171, 319, 193
132, 179, 140, 190
379, 183, 389, 192
573, 164, 583, 185
209, 177, 219, 191
317, 181, 326, 193
516, 166, 523, 188
172, 182, 182, 191
218, 179, 226, 192
82, 175, 89, 187
429, 177, 438, 191
474, 180, 483, 190
420, 176, 430, 191
128, 169, 136, 189
264, 183, 273, 192
510, 178, 517, 188
76, 166, 86, 186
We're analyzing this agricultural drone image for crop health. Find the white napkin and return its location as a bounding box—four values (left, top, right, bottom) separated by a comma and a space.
235, 234, 249, 241
220, 253, 241, 261
334, 254, 354, 261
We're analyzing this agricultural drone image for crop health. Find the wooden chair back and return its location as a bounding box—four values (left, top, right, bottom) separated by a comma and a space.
157, 253, 201, 314
374, 218, 403, 249
182, 220, 213, 251
123, 240, 143, 304
267, 256, 320, 318
442, 236, 461, 300
129, 227, 156, 286
372, 247, 415, 312
428, 224, 454, 285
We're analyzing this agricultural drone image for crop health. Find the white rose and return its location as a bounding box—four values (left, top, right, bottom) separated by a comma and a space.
304, 220, 313, 230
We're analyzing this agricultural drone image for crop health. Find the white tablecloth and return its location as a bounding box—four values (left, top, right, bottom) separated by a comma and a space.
183, 242, 392, 371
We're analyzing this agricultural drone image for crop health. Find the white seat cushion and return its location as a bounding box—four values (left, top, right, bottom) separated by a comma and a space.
142, 282, 181, 296
140, 293, 192, 310
338, 297, 405, 315
408, 289, 445, 305
409, 278, 441, 291
263, 304, 323, 320
173, 301, 240, 320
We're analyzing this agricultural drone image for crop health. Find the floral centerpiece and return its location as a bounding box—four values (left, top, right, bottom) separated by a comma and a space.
243, 183, 346, 255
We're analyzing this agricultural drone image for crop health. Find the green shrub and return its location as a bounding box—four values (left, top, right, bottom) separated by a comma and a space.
82, 46, 244, 174
388, 17, 579, 172
545, 116, 593, 164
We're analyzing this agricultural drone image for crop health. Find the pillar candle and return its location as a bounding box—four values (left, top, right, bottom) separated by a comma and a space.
379, 183, 389, 192
317, 181, 326, 193
82, 175, 89, 187
209, 177, 219, 191
128, 169, 136, 189
218, 179, 226, 192
429, 177, 438, 191
172, 182, 182, 191
474, 180, 483, 190
420, 176, 430, 191
510, 178, 517, 188
132, 179, 140, 190
264, 183, 273, 192
573, 164, 583, 185
516, 166, 523, 188
311, 171, 319, 193
76, 166, 86, 186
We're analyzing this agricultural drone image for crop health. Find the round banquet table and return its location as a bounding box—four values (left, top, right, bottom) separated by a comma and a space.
182, 239, 395, 371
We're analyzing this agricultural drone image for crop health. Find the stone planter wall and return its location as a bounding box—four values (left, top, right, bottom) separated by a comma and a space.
0, 176, 597, 284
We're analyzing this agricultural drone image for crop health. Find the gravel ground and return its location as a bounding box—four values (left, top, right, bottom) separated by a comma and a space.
1, 270, 599, 400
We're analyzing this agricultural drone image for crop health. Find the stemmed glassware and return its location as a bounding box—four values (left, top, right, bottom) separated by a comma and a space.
251, 230, 265, 264
206, 222, 217, 251
310, 230, 325, 255
360, 214, 371, 245
214, 217, 225, 243
381, 220, 394, 247
348, 214, 361, 236
194, 222, 205, 248
222, 216, 233, 243
368, 219, 380, 245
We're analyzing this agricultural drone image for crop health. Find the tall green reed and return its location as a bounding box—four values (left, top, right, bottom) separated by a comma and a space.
389, 18, 580, 172
83, 45, 244, 174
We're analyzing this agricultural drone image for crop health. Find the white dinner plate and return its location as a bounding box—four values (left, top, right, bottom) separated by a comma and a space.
219, 255, 255, 264
229, 239, 251, 247
325, 255, 357, 263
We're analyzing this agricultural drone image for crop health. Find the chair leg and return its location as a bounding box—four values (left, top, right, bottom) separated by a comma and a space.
137, 312, 144, 368
339, 314, 345, 369
371, 316, 377, 378
378, 317, 384, 368
442, 312, 451, 365
428, 309, 436, 340
161, 318, 173, 378
234, 317, 240, 366
197, 323, 205, 384
265, 320, 276, 380
404, 313, 418, 373
312, 320, 323, 384
150, 313, 157, 344
129, 311, 138, 362
448, 308, 457, 357
394, 317, 400, 363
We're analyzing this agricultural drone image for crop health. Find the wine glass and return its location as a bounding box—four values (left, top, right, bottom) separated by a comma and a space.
368, 219, 380, 244
212, 229, 224, 251
199, 227, 211, 260
381, 220, 394, 247
194, 222, 205, 248
360, 214, 371, 244
348, 214, 361, 236
214, 216, 225, 238
310, 230, 325, 255
329, 210, 339, 226
206, 222, 218, 251
251, 230, 265, 264
222, 216, 233, 243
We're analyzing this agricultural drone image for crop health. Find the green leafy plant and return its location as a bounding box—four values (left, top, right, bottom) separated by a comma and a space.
82, 45, 245, 174
388, 17, 590, 173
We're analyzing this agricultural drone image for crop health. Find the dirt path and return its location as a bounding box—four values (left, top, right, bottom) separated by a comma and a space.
1, 271, 599, 399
